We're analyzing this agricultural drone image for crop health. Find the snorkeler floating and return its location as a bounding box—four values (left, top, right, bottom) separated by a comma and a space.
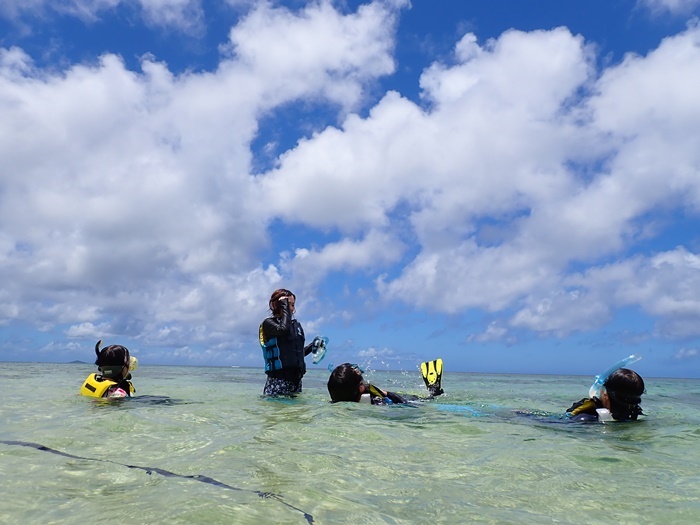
567, 355, 645, 422
80, 340, 138, 398
327, 358, 444, 404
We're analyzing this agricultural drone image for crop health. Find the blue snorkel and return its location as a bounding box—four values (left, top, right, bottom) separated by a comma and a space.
589, 354, 642, 399
311, 336, 328, 364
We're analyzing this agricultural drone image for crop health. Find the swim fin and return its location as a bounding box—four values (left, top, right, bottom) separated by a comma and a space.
421, 358, 444, 396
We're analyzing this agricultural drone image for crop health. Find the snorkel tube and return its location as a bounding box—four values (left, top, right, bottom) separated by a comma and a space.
589, 354, 642, 399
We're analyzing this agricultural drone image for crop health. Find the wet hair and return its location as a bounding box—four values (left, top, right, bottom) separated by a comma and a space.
327, 363, 364, 402
604, 368, 645, 421
94, 340, 130, 379
269, 288, 295, 316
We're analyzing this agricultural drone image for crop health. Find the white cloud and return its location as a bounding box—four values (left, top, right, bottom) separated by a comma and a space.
3, 1, 700, 365
0, 0, 52, 20
0, 0, 204, 32
0, 1, 403, 350
284, 229, 405, 285
673, 347, 698, 360
263, 22, 700, 339
468, 321, 509, 343
640, 0, 700, 15
223, 0, 399, 113
512, 247, 700, 336
65, 321, 113, 338
138, 0, 204, 33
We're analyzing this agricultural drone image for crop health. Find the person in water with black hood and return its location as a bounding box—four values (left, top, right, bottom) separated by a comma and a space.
327, 360, 444, 405
259, 288, 327, 396
567, 367, 645, 422
80, 341, 137, 398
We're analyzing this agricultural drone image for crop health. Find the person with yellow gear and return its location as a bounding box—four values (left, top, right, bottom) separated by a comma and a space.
259, 288, 328, 396
80, 340, 137, 398
327, 359, 444, 404
566, 355, 645, 422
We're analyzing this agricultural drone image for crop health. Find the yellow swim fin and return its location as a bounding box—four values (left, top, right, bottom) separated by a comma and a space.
421, 358, 443, 396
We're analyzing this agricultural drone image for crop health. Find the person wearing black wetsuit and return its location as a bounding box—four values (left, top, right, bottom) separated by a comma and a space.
566, 368, 645, 422
327, 362, 443, 404
259, 288, 321, 396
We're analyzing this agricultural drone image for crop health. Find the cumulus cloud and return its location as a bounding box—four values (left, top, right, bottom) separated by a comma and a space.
0, 1, 402, 360
223, 0, 400, 113
283, 230, 406, 285
0, 0, 204, 32
262, 22, 700, 338
2, 1, 700, 366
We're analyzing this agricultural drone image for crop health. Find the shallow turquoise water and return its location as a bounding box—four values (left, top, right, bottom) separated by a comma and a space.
1, 363, 699, 524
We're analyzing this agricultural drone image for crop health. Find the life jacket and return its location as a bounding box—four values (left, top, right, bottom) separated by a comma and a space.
260, 324, 282, 372
80, 373, 135, 398
568, 398, 599, 417
259, 319, 306, 373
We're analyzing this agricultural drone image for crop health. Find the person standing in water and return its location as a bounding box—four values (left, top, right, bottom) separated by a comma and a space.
259, 288, 326, 396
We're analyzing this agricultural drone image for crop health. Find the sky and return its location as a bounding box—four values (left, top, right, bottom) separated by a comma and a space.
1, 0, 700, 379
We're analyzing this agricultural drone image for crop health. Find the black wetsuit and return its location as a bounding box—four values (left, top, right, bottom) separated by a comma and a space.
367, 385, 442, 405
260, 301, 314, 396
368, 390, 409, 405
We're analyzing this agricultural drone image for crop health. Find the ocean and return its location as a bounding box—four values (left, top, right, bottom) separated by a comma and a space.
1, 362, 699, 524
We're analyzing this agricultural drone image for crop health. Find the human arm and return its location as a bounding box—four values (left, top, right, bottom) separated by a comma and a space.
384, 391, 408, 404
261, 297, 293, 339
367, 383, 408, 404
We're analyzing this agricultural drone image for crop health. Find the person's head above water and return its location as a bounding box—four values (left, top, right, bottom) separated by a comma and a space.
268, 288, 296, 317
327, 363, 366, 402
601, 368, 645, 421
94, 340, 131, 380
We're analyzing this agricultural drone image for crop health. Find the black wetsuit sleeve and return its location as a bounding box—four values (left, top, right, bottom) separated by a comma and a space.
261, 300, 293, 339
303, 340, 314, 356
569, 412, 599, 422
385, 391, 408, 404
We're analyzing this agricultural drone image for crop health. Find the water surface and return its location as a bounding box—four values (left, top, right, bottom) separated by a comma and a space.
1, 363, 699, 524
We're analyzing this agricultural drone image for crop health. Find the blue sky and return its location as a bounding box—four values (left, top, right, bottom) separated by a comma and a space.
2, 0, 700, 379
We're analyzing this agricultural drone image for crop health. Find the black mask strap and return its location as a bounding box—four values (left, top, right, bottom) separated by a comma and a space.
94, 340, 102, 365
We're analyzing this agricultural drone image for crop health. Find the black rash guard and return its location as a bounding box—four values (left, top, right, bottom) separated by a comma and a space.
260, 300, 314, 395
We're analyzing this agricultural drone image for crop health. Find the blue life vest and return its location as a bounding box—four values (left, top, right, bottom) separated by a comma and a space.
260, 324, 282, 371
259, 319, 306, 373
